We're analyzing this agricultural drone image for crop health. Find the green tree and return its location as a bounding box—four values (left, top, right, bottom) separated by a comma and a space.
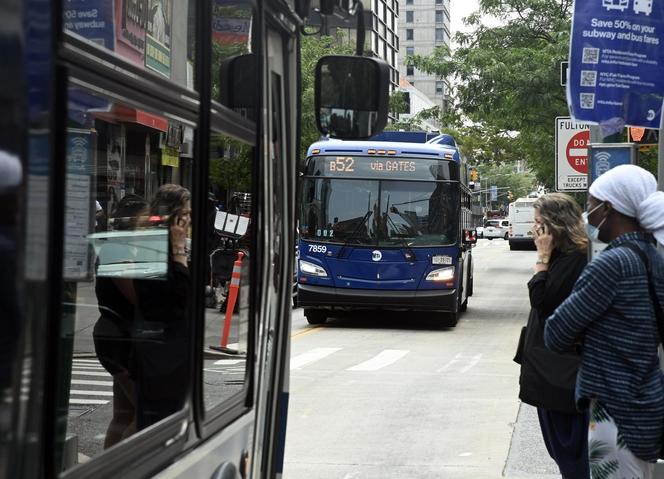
407, 0, 573, 187
300, 34, 354, 160
476, 163, 536, 209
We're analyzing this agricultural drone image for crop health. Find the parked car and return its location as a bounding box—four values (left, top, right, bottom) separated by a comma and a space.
483, 219, 510, 240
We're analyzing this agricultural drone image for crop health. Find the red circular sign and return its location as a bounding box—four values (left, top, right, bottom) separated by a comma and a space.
566, 130, 589, 174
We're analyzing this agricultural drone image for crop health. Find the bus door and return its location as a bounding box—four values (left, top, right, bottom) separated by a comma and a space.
247, 19, 296, 479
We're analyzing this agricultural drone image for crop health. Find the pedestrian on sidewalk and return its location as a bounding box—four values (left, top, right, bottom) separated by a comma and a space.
516, 193, 589, 479
544, 164, 664, 479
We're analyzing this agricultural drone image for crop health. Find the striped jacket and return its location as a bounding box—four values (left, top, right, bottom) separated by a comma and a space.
544, 232, 664, 462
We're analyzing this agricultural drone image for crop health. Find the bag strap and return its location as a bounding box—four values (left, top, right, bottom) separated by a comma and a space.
622, 243, 664, 345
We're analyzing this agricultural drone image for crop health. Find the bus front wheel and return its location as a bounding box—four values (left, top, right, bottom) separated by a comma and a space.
305, 309, 327, 325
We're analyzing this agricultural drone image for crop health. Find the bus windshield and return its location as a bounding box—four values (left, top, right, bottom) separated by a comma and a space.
300, 176, 459, 247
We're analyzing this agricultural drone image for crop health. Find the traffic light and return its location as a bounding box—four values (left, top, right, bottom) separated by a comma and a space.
470, 168, 479, 182
508, 191, 515, 202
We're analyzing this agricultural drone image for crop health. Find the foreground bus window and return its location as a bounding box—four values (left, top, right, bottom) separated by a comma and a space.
55, 85, 195, 469
63, 0, 197, 90
203, 134, 253, 412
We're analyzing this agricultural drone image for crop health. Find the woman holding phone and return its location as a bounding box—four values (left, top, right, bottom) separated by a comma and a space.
517, 193, 589, 479
133, 184, 192, 429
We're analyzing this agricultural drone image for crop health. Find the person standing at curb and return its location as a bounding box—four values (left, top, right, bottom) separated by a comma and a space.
544, 165, 664, 479
516, 193, 589, 479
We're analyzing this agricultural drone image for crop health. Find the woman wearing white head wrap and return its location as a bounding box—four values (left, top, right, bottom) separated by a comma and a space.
543, 164, 664, 479
588, 164, 664, 246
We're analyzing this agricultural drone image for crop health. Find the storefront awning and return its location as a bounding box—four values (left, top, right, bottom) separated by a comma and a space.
91, 105, 168, 132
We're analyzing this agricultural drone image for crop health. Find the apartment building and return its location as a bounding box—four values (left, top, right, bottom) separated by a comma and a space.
309, 0, 400, 89
398, 0, 451, 106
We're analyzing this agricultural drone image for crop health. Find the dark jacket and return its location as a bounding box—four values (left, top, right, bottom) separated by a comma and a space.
518, 249, 586, 414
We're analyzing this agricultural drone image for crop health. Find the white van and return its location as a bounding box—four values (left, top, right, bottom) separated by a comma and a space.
508, 197, 537, 250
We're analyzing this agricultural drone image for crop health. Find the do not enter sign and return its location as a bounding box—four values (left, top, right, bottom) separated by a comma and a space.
556, 117, 591, 192
566, 130, 589, 174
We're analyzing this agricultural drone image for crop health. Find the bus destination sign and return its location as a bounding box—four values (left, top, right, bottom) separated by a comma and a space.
307, 156, 457, 181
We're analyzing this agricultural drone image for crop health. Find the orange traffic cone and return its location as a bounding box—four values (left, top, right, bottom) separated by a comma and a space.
210, 251, 245, 354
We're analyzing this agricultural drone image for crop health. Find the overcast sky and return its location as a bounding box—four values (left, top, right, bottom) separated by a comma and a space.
450, 0, 480, 37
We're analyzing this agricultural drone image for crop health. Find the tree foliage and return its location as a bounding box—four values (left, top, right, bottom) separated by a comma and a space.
407, 0, 573, 187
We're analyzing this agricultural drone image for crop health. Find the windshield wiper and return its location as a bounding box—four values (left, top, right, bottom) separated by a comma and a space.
384, 213, 417, 261
336, 210, 373, 259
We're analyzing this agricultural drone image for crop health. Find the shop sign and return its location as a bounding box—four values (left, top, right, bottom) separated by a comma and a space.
115, 0, 148, 65
64, 0, 115, 49
145, 0, 172, 76
162, 146, 179, 167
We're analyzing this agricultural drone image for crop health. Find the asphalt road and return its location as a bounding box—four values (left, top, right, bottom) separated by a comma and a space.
284, 238, 562, 479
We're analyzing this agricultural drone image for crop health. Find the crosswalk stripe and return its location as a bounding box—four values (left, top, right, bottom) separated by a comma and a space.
290, 348, 341, 370
71, 371, 112, 377
70, 399, 109, 405
346, 350, 409, 371
73, 359, 102, 364
72, 366, 107, 371
70, 390, 114, 397
71, 379, 113, 387
213, 359, 245, 366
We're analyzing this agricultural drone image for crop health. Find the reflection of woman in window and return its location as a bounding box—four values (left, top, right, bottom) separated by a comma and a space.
134, 184, 191, 429
93, 194, 148, 447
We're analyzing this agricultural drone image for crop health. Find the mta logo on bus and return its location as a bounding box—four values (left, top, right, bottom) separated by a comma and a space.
372, 250, 382, 262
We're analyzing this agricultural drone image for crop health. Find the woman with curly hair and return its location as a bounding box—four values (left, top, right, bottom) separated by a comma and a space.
517, 193, 589, 478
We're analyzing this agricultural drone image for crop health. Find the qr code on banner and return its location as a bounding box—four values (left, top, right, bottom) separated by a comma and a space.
580, 70, 597, 87
580, 93, 595, 109
582, 47, 600, 64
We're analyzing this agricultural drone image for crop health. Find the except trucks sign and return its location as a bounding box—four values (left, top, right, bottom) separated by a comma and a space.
567, 0, 664, 130
556, 117, 591, 192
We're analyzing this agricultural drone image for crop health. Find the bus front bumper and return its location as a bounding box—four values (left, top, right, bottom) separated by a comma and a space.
297, 284, 458, 311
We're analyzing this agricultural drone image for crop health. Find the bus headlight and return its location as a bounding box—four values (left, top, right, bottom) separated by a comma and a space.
299, 260, 328, 277
425, 266, 455, 282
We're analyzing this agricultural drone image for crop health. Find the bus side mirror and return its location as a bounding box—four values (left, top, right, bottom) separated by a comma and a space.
219, 54, 257, 121
315, 56, 389, 139
463, 229, 477, 246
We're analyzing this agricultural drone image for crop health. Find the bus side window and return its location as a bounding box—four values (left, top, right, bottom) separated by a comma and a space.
202, 0, 258, 417
54, 85, 196, 472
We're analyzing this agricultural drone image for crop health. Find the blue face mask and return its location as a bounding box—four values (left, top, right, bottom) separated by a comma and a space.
582, 203, 607, 242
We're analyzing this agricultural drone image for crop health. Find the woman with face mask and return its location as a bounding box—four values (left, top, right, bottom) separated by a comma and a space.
544, 164, 664, 479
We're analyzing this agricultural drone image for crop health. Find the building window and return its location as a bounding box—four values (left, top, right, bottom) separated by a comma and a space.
435, 28, 444, 42
406, 65, 414, 76
406, 0, 413, 4
406, 46, 414, 56
435, 10, 443, 23
406, 29, 413, 40
435, 0, 443, 4
436, 81, 444, 94
406, 10, 413, 22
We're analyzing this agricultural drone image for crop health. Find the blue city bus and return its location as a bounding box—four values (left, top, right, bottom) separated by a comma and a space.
297, 133, 477, 327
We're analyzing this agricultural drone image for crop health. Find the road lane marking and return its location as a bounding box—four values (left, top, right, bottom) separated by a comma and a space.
290, 347, 341, 370
291, 325, 324, 339
213, 359, 245, 365
346, 350, 409, 371
437, 353, 482, 373
71, 371, 112, 377
70, 390, 114, 397
70, 399, 109, 405
71, 379, 113, 387
460, 354, 483, 373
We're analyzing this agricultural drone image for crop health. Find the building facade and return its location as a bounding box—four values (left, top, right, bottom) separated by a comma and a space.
398, 0, 451, 106
310, 0, 400, 89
